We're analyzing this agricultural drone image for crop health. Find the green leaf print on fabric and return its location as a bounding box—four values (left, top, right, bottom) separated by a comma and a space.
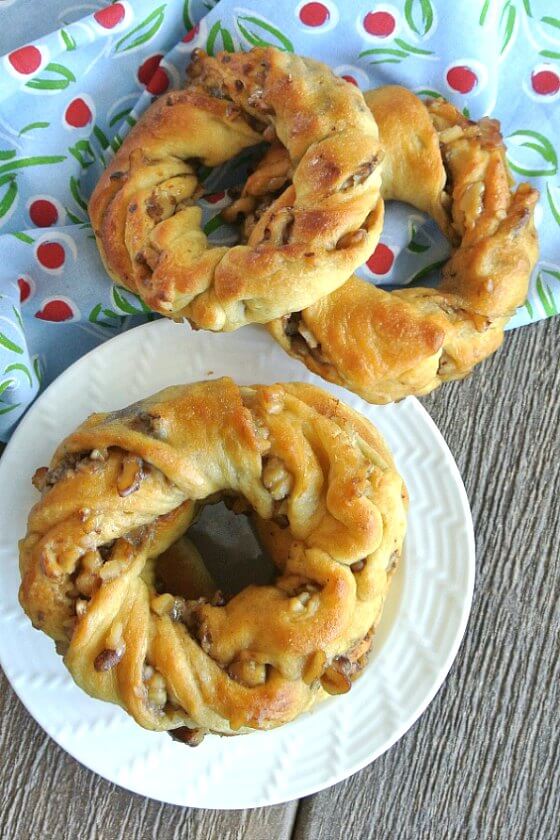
88, 303, 125, 330
25, 63, 76, 91
500, 3, 517, 54
33, 357, 43, 385
183, 0, 194, 29
65, 176, 89, 223
18, 121, 50, 136
206, 20, 235, 55
0, 333, 23, 355
203, 214, 224, 236
404, 0, 434, 37
507, 130, 558, 177
0, 403, 21, 416
112, 286, 152, 315
114, 5, 167, 53
546, 184, 560, 227
416, 88, 443, 99
360, 38, 433, 65
0, 176, 17, 220
0, 155, 66, 176
109, 108, 133, 128
410, 260, 447, 283
0, 154, 66, 222
236, 15, 294, 51
535, 267, 560, 316
11, 232, 34, 244
479, 0, 491, 26
61, 29, 77, 51
70, 176, 88, 211
0, 379, 15, 398
68, 140, 96, 169
407, 223, 430, 253
541, 15, 560, 31
4, 362, 33, 388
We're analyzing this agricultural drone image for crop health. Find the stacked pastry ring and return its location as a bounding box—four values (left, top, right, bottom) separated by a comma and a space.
20, 48, 540, 744
88, 47, 384, 331
259, 86, 539, 402
19, 379, 407, 741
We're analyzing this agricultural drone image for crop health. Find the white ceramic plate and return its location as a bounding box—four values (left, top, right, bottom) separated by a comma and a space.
0, 320, 474, 809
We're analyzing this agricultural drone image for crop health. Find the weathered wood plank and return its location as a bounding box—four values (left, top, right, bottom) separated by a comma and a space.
293, 317, 560, 840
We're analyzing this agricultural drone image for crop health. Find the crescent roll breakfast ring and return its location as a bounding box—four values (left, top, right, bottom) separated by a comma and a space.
19, 379, 407, 742
88, 47, 384, 332
236, 86, 539, 403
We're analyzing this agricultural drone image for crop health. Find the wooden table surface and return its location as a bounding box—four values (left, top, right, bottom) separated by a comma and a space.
2, 6, 559, 837
1, 317, 559, 839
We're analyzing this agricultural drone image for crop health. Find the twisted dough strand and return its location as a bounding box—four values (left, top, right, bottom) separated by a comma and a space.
20, 379, 407, 740
259, 86, 539, 403
89, 48, 384, 331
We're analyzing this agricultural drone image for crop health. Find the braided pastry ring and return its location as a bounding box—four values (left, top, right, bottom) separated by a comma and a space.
88, 47, 384, 332
19, 378, 407, 741
265, 86, 539, 403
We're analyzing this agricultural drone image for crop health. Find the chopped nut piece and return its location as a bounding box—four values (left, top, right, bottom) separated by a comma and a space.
320, 658, 352, 695
146, 671, 167, 708
336, 229, 367, 250
262, 456, 293, 501
168, 726, 205, 747
350, 559, 366, 574
303, 650, 326, 684
151, 593, 187, 621
297, 322, 319, 349
439, 125, 463, 144
94, 647, 124, 672
117, 454, 145, 497
289, 591, 311, 613
227, 658, 266, 686
75, 599, 88, 618
32, 466, 48, 492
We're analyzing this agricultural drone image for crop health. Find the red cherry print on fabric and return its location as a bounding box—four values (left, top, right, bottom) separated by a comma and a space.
94, 3, 125, 29
35, 300, 74, 322
18, 277, 32, 303
342, 75, 358, 86
367, 243, 394, 275
531, 69, 560, 96
183, 24, 200, 43
138, 54, 163, 86
363, 11, 395, 37
8, 45, 42, 74
446, 66, 478, 94
29, 199, 58, 227
204, 192, 225, 204
64, 97, 93, 128
299, 3, 330, 27
37, 242, 65, 270
147, 67, 169, 95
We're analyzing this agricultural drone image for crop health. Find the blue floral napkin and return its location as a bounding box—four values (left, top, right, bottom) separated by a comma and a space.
1, 0, 558, 438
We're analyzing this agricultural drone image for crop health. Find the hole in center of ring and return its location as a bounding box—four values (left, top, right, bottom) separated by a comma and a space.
195, 141, 292, 248
154, 497, 277, 603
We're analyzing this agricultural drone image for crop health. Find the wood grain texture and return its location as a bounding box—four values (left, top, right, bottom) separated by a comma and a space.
293, 316, 560, 840
1, 318, 558, 839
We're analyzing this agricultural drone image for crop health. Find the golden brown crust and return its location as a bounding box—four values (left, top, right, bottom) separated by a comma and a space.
19, 379, 406, 738
267, 86, 539, 403
88, 48, 383, 331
